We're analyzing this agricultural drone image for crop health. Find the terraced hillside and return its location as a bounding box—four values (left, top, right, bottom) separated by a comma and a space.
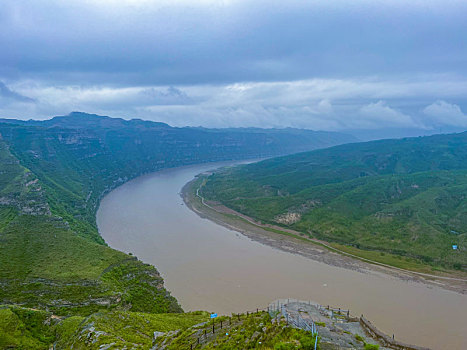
202, 132, 467, 270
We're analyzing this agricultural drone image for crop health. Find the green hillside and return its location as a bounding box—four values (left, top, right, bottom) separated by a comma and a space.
0, 113, 354, 348
0, 136, 181, 318
202, 133, 467, 270
0, 112, 356, 244
0, 112, 348, 312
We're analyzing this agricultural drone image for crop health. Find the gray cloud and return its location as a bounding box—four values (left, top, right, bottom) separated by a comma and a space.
358, 101, 421, 129
423, 100, 467, 127
2, 76, 465, 131
1, 1, 467, 133
0, 81, 35, 103
1, 1, 467, 85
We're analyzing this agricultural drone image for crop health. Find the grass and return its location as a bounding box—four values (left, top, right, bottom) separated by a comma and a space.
0, 214, 181, 316
0, 130, 182, 316
0, 306, 55, 350
55, 310, 210, 349
0, 307, 322, 350
154, 311, 320, 350
329, 243, 445, 273
0, 114, 356, 348
0, 305, 209, 350
0, 215, 126, 281
202, 133, 467, 271
191, 178, 458, 275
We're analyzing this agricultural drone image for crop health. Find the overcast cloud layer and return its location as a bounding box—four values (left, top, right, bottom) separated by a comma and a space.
1, 0, 467, 134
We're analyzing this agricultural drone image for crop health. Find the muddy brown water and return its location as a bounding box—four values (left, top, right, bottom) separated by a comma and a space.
97, 162, 467, 350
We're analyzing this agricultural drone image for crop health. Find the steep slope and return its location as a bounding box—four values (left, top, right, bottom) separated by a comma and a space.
0, 137, 181, 317
202, 133, 467, 270
0, 113, 355, 321
0, 112, 357, 243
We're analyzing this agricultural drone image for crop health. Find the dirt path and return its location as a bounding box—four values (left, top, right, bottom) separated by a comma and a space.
182, 177, 467, 295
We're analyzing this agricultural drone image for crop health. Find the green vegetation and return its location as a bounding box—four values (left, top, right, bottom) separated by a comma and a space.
0, 305, 209, 349
0, 113, 350, 315
55, 310, 210, 349
0, 306, 55, 349
0, 113, 352, 348
354, 334, 379, 350
154, 311, 320, 350
0, 112, 355, 243
0, 306, 321, 349
202, 132, 467, 270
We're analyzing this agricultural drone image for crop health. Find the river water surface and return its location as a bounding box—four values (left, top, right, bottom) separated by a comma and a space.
97, 162, 467, 350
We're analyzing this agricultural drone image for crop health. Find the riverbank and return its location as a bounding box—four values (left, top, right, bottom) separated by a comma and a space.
98, 162, 467, 348
182, 175, 467, 295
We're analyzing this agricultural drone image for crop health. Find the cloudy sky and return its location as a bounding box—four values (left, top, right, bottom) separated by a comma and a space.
1, 0, 467, 135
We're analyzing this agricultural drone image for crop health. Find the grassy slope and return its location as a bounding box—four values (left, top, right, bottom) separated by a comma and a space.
54, 310, 210, 349
0, 306, 322, 350
0, 305, 209, 350
0, 115, 355, 348
0, 306, 55, 350
0, 115, 356, 244
0, 137, 181, 319
152, 311, 320, 350
202, 133, 467, 270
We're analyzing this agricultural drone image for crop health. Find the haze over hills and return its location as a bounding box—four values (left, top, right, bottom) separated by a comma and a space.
201, 132, 467, 270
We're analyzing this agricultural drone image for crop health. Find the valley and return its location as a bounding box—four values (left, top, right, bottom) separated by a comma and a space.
1, 113, 466, 349
98, 162, 466, 349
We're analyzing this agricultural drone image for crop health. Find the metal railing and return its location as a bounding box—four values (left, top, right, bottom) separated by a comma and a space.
183, 300, 322, 349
